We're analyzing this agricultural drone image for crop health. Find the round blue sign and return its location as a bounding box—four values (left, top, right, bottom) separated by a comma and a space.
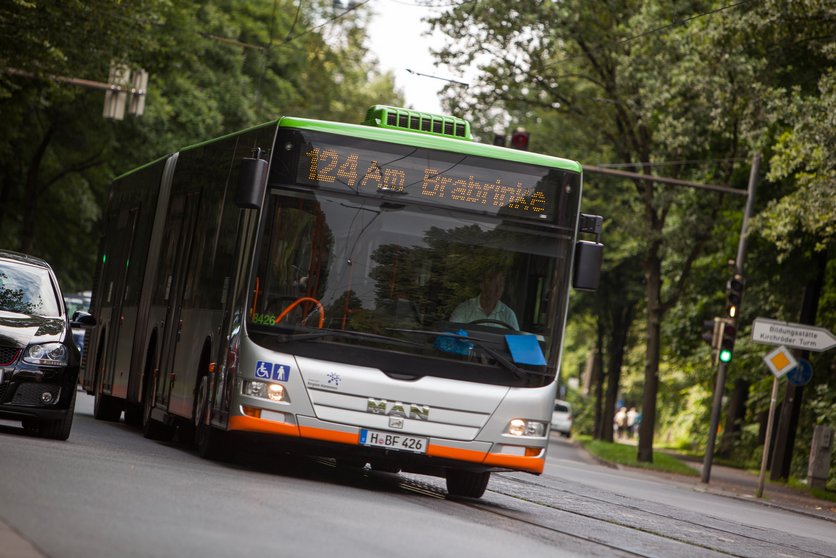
787, 358, 813, 386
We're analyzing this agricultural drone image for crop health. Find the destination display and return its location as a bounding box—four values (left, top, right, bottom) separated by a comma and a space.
285, 131, 574, 222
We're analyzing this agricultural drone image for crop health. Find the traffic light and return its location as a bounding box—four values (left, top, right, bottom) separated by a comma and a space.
725, 274, 745, 319
510, 128, 530, 150
492, 133, 506, 146
718, 319, 736, 363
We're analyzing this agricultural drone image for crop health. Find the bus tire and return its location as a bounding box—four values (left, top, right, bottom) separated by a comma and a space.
195, 376, 231, 461
445, 469, 490, 499
142, 371, 174, 441
93, 363, 122, 422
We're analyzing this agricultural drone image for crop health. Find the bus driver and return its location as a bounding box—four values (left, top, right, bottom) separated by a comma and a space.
450, 269, 519, 330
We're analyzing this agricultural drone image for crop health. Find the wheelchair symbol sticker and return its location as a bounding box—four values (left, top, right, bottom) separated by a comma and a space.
255, 361, 291, 382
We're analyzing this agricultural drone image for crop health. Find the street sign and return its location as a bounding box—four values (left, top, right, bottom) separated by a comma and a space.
762, 345, 797, 378
787, 358, 813, 387
751, 317, 836, 352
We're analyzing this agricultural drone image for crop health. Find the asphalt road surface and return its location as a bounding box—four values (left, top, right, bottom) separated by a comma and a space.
1, 391, 833, 558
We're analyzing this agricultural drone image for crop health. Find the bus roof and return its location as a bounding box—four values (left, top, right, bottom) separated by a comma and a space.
115, 113, 582, 182
279, 116, 582, 174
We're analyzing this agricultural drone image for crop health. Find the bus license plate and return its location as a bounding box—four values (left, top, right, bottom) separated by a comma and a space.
359, 429, 427, 454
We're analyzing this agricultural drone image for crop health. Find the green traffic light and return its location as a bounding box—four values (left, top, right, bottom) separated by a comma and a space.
719, 349, 733, 363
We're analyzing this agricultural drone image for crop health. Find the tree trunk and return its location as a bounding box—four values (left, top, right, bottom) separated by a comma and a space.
593, 319, 605, 439
19, 126, 54, 254
601, 303, 635, 443
638, 248, 663, 462
769, 250, 827, 480
719, 378, 749, 456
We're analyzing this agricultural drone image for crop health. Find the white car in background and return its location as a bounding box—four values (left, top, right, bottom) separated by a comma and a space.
551, 399, 573, 437
63, 291, 91, 352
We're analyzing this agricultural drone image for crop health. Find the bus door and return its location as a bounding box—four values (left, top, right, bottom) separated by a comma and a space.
103, 206, 139, 397
155, 192, 200, 412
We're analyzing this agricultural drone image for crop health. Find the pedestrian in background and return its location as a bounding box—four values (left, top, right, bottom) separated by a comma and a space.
615, 406, 628, 439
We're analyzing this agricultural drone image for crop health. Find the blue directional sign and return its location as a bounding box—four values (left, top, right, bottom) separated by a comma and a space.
787, 358, 813, 387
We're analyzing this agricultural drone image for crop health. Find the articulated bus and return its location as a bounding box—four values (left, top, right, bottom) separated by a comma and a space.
81, 106, 602, 498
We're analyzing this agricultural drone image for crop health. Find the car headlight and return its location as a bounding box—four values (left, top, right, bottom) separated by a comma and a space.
24, 343, 68, 366
507, 419, 547, 437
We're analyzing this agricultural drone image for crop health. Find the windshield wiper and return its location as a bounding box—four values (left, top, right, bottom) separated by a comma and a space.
387, 328, 549, 379
275, 327, 425, 348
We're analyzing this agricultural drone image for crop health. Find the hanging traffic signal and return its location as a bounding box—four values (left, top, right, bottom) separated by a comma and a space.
718, 319, 736, 363
510, 128, 530, 150
492, 133, 506, 146
725, 274, 745, 320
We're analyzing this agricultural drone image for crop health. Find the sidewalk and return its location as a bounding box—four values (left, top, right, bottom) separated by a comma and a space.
589, 444, 836, 523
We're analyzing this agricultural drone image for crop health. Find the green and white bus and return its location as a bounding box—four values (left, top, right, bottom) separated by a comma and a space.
82, 106, 602, 498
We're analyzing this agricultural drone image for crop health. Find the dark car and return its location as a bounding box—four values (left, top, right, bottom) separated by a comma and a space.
0, 250, 95, 440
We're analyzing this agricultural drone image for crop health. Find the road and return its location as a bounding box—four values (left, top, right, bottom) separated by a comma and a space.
0, 391, 833, 558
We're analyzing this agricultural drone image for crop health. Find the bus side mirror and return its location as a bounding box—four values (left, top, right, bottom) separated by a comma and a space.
236, 157, 269, 209
572, 241, 603, 291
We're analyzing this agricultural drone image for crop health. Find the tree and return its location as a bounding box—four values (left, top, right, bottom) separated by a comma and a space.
0, 0, 403, 292
428, 0, 752, 461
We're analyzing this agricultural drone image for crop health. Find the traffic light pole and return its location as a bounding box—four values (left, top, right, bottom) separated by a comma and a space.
701, 154, 760, 484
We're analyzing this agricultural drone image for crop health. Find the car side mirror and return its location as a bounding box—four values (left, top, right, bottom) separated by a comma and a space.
71, 311, 97, 328
235, 156, 269, 209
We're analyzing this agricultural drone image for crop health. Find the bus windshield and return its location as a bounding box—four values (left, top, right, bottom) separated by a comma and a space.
247, 128, 580, 386
247, 186, 575, 386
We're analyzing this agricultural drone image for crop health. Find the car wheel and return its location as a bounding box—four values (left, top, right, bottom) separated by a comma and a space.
445, 469, 490, 498
40, 389, 76, 440
21, 419, 39, 435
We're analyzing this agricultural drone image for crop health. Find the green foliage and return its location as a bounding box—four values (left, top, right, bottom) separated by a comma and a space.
0, 0, 403, 292
428, 0, 833, 477
576, 435, 699, 476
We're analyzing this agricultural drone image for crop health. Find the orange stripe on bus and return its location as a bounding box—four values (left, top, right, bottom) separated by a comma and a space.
228, 415, 300, 437
298, 425, 360, 445
426, 444, 487, 463
482, 453, 545, 473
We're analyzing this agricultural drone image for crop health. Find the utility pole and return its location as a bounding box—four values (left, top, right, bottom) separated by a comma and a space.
701, 153, 760, 484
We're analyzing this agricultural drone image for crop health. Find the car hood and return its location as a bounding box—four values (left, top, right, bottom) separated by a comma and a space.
0, 311, 66, 348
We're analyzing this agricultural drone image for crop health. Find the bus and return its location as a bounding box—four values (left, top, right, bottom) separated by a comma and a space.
81, 106, 602, 498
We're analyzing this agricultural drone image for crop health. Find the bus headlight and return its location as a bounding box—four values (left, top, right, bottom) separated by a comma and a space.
242, 380, 288, 402
508, 419, 546, 437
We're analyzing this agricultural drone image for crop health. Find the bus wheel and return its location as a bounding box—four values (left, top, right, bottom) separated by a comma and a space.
195, 376, 230, 461
142, 373, 174, 441
93, 369, 122, 422
445, 469, 490, 499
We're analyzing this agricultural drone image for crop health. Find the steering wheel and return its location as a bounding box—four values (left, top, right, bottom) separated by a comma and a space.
467, 318, 517, 331
274, 296, 325, 328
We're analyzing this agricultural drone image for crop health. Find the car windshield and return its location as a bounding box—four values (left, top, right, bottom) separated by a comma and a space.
0, 260, 60, 316
247, 189, 575, 381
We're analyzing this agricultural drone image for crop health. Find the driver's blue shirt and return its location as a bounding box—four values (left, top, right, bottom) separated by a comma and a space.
450, 297, 519, 330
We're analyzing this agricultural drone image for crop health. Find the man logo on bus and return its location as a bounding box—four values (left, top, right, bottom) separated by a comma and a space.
367, 398, 430, 421
255, 361, 291, 382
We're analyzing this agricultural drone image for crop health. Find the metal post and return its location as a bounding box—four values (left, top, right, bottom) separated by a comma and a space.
701, 154, 760, 484
701, 361, 728, 483
757, 376, 780, 498
735, 154, 760, 276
